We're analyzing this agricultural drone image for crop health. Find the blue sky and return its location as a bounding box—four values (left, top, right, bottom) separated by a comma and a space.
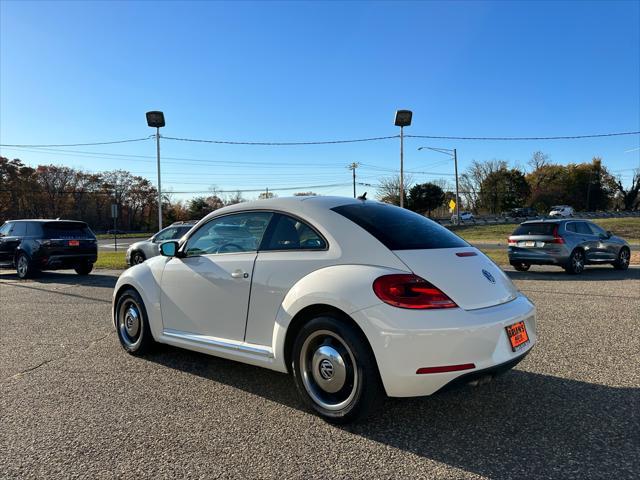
1, 0, 639, 200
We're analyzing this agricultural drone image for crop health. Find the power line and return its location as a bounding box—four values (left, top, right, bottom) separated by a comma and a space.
0, 137, 152, 148
405, 131, 640, 141
161, 135, 399, 146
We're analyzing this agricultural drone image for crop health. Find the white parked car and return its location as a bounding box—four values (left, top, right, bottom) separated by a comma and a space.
451, 211, 474, 223
113, 197, 536, 423
549, 205, 574, 217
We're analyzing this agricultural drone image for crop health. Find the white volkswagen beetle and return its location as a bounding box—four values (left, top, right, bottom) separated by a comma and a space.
113, 196, 536, 423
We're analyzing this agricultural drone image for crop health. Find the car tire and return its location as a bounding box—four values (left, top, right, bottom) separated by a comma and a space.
15, 252, 34, 279
131, 251, 146, 265
511, 262, 530, 272
74, 262, 93, 275
613, 247, 630, 271
564, 249, 585, 275
291, 315, 383, 424
115, 288, 155, 355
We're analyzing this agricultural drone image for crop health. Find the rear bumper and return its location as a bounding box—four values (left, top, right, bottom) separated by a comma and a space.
352, 294, 537, 397
39, 253, 97, 269
508, 246, 568, 265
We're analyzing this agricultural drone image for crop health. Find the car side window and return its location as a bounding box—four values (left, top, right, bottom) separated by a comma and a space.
154, 227, 180, 242
565, 222, 577, 233
262, 214, 327, 251
576, 222, 593, 235
587, 223, 606, 236
184, 212, 272, 256
0, 223, 12, 236
11, 222, 26, 236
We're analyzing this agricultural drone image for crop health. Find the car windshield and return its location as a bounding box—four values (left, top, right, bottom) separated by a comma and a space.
332, 202, 468, 250
512, 223, 557, 236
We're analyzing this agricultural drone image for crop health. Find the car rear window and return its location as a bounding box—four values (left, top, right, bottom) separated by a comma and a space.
43, 222, 94, 239
331, 202, 468, 250
512, 223, 557, 235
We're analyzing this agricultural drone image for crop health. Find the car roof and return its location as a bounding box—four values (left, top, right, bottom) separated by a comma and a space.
521, 218, 589, 225
199, 196, 366, 222
4, 219, 86, 223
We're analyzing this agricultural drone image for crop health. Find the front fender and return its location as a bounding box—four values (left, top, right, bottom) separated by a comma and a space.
112, 256, 167, 340
270, 264, 409, 370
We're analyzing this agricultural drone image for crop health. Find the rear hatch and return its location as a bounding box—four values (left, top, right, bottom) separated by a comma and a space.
41, 222, 97, 255
508, 222, 563, 252
393, 248, 518, 311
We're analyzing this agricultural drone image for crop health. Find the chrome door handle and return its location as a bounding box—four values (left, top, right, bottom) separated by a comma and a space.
231, 270, 249, 279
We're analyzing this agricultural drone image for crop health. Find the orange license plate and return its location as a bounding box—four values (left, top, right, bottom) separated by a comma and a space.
68, 240, 80, 246
505, 321, 529, 352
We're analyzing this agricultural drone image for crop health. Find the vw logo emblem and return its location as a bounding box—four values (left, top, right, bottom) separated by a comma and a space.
482, 269, 496, 284
319, 359, 334, 380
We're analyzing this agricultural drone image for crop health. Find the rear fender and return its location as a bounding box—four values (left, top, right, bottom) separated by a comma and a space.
270, 264, 408, 370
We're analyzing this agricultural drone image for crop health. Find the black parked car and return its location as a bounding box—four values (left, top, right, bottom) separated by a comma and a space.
503, 207, 538, 218
0, 219, 98, 279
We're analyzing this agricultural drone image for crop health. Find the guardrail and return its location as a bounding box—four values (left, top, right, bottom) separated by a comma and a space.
437, 210, 640, 228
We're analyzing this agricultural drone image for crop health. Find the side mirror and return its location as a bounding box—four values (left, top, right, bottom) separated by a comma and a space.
160, 241, 179, 257
606, 230, 613, 238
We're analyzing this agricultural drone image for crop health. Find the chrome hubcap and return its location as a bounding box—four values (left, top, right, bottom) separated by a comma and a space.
573, 252, 584, 271
118, 300, 142, 348
134, 254, 144, 264
300, 330, 358, 411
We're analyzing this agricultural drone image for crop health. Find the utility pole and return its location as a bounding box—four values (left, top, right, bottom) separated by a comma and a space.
454, 148, 460, 223
266, 186, 269, 198
400, 126, 405, 207
156, 127, 162, 230
347, 162, 360, 198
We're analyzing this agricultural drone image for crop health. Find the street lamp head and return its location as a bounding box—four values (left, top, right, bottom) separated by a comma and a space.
394, 110, 412, 127
146, 111, 165, 128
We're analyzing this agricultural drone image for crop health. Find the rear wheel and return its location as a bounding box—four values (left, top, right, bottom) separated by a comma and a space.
16, 253, 34, 279
511, 262, 530, 272
613, 247, 630, 270
115, 288, 155, 355
74, 262, 93, 275
291, 315, 383, 424
564, 249, 585, 275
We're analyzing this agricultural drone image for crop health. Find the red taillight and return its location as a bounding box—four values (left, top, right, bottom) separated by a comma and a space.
372, 274, 457, 310
508, 237, 517, 246
551, 225, 565, 244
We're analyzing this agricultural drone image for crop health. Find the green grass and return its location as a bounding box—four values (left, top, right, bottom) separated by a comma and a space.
479, 249, 509, 265
455, 217, 640, 243
95, 233, 151, 240
95, 251, 127, 269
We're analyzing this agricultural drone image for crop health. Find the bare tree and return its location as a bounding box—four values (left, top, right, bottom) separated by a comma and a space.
376, 174, 414, 206
615, 169, 640, 210
459, 160, 507, 212
528, 151, 550, 171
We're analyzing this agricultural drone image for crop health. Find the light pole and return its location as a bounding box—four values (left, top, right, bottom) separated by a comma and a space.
417, 146, 460, 223
394, 110, 412, 208
146, 111, 165, 231
347, 162, 360, 198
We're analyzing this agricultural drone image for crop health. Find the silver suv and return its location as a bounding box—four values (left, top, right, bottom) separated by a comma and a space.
508, 219, 631, 274
126, 221, 197, 266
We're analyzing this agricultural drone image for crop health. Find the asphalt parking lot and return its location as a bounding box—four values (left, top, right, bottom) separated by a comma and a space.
1, 266, 638, 479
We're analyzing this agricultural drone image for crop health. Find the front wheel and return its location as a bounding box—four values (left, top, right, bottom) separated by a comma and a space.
115, 288, 155, 355
131, 251, 146, 265
564, 249, 585, 275
511, 262, 530, 272
613, 247, 630, 270
291, 315, 383, 424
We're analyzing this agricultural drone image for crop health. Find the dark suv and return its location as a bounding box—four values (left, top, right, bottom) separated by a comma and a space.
0, 219, 98, 278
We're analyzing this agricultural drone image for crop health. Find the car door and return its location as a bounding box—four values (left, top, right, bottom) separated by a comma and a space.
160, 211, 273, 341
586, 222, 617, 260
244, 213, 332, 346
0, 222, 15, 263
574, 221, 599, 261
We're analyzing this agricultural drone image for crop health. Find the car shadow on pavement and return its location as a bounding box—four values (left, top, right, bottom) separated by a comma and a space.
506, 265, 640, 282
147, 347, 638, 479
0, 270, 117, 288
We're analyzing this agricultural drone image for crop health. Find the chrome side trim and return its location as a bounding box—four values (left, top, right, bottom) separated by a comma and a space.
162, 329, 273, 358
